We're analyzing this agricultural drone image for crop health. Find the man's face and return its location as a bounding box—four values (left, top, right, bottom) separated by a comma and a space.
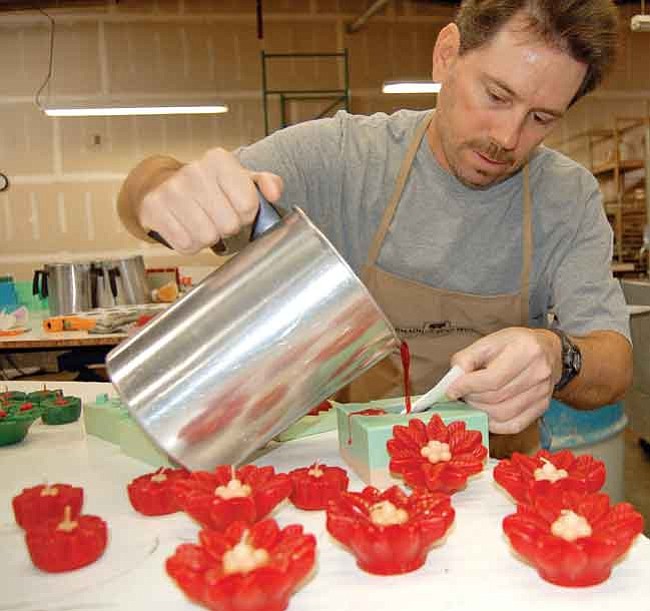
431, 17, 587, 189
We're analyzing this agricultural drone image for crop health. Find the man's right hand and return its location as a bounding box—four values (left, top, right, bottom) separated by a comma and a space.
138, 147, 284, 255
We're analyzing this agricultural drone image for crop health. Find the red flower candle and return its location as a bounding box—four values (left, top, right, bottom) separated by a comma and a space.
387, 415, 487, 494
288, 462, 349, 510
494, 449, 606, 504
166, 519, 316, 611
13, 483, 83, 530
503, 490, 644, 587
326, 485, 455, 575
25, 506, 108, 573
127, 467, 190, 516
173, 465, 292, 531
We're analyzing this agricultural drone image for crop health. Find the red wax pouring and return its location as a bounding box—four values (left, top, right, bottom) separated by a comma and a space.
400, 340, 412, 413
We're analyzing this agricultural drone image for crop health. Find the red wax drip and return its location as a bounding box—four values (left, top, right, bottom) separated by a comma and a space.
346, 408, 387, 445
400, 340, 412, 414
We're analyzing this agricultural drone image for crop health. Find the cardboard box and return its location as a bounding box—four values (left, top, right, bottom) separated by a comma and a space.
336, 398, 489, 487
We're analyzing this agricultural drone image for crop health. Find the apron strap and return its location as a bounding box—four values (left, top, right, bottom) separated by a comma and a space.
520, 164, 532, 326
362, 108, 534, 329
363, 111, 435, 275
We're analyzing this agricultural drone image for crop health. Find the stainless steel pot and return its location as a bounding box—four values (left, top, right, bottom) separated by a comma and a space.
91, 256, 150, 308
113, 255, 150, 305
106, 200, 399, 470
90, 261, 119, 308
33, 262, 92, 315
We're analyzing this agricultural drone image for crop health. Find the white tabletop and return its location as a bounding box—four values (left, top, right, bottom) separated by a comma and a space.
1, 381, 649, 611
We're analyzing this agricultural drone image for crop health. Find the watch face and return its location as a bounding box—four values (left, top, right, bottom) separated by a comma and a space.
0, 173, 8, 192
572, 348, 582, 373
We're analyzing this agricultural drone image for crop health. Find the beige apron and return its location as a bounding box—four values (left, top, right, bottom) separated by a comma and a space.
340, 111, 538, 458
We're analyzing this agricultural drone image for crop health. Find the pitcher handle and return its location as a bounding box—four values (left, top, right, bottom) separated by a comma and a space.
32, 270, 43, 296
250, 191, 281, 240
147, 189, 281, 253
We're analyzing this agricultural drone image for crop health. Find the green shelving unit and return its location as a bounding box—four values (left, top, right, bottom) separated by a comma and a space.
261, 50, 350, 136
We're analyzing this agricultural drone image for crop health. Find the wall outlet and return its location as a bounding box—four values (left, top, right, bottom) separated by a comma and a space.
87, 133, 107, 151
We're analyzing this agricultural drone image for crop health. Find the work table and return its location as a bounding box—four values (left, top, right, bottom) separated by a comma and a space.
1, 381, 649, 611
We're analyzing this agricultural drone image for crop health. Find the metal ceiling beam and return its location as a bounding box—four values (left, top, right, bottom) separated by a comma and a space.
346, 0, 391, 34
0, 0, 110, 11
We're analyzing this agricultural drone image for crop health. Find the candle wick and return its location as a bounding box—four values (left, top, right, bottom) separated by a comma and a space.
57, 505, 78, 532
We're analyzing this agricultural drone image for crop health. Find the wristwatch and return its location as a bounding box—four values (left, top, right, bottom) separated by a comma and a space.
550, 329, 582, 391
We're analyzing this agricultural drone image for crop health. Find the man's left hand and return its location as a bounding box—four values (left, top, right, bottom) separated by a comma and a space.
445, 327, 561, 434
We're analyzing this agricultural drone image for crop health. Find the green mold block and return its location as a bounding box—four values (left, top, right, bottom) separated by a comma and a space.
336, 397, 489, 488
83, 394, 130, 445
83, 393, 174, 468
118, 419, 174, 469
274, 404, 338, 442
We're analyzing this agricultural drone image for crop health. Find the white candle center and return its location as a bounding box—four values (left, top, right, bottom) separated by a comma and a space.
534, 457, 568, 483
150, 472, 168, 483
551, 509, 592, 542
308, 465, 324, 478
420, 440, 452, 464
215, 478, 251, 500
222, 538, 269, 574
40, 485, 59, 497
369, 500, 409, 526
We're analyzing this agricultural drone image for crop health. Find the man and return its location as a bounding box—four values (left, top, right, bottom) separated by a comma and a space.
118, 0, 632, 456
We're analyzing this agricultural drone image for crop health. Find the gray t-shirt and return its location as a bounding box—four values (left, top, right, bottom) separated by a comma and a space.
237, 109, 630, 341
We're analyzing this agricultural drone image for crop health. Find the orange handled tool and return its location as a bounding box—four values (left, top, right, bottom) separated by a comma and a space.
43, 316, 96, 333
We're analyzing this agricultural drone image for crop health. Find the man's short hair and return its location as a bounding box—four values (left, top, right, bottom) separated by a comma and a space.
455, 0, 619, 104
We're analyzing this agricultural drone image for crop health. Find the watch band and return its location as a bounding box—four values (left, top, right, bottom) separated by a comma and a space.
550, 329, 582, 392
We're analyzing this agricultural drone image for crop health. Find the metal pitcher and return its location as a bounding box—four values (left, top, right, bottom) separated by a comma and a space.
91, 256, 151, 308
106, 198, 399, 470
33, 262, 92, 315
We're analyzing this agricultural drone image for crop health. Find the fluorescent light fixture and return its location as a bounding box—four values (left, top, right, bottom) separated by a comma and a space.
382, 80, 441, 94
43, 103, 229, 117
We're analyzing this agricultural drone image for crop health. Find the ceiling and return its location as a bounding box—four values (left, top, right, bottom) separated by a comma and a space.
0, 0, 640, 12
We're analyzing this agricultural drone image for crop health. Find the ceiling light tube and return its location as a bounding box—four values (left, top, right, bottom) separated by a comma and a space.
43, 104, 229, 117
382, 81, 441, 94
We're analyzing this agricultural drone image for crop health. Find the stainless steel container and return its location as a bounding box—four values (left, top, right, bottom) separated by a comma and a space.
113, 255, 151, 305
106, 206, 399, 470
33, 262, 92, 315
91, 256, 150, 308
90, 261, 119, 308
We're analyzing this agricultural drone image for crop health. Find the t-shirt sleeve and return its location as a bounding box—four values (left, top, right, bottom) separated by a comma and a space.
234, 113, 346, 228
549, 175, 631, 342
